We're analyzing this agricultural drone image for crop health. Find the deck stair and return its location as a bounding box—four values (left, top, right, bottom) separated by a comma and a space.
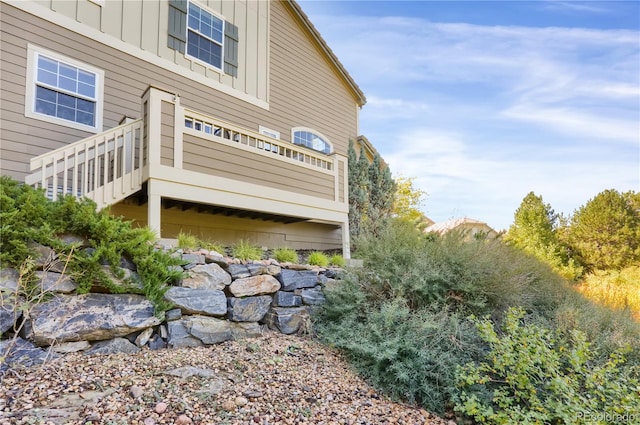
25, 119, 145, 210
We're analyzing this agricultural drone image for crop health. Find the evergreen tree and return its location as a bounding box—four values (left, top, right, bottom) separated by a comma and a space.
347, 141, 370, 239
505, 192, 582, 279
565, 189, 640, 271
366, 153, 396, 236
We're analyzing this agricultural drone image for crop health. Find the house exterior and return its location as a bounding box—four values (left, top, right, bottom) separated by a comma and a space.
0, 0, 367, 256
424, 217, 499, 240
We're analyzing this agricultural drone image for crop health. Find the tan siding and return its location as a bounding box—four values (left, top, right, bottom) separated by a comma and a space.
160, 101, 175, 166
182, 134, 334, 200
110, 202, 342, 250
1, 2, 357, 188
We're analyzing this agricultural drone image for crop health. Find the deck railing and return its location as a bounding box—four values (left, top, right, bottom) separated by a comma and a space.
25, 119, 145, 210
183, 109, 334, 172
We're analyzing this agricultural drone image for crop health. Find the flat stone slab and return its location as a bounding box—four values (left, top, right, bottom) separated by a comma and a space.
164, 287, 227, 316
28, 294, 161, 346
182, 263, 231, 290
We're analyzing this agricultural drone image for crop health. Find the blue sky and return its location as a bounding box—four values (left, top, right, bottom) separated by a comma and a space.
298, 0, 640, 231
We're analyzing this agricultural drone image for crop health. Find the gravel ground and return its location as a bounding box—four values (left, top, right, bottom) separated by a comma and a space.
0, 332, 451, 425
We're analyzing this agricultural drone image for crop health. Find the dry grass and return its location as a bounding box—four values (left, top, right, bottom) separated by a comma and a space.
575, 266, 640, 321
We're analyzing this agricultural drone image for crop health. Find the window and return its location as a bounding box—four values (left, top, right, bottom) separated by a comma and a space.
26, 45, 104, 132
168, 0, 238, 77
187, 3, 224, 70
292, 128, 332, 154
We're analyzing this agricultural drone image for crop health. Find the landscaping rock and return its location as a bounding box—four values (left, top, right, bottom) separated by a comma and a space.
85, 337, 140, 355
135, 327, 154, 347
227, 296, 273, 322
35, 271, 77, 293
230, 321, 263, 340
0, 268, 19, 292
264, 307, 310, 334
164, 287, 227, 316
167, 320, 203, 348
301, 285, 326, 305
0, 337, 59, 372
182, 263, 231, 290
184, 315, 232, 344
272, 290, 302, 307
228, 275, 280, 297
227, 264, 251, 279
51, 341, 91, 354
0, 293, 23, 334
278, 269, 319, 291
27, 294, 162, 346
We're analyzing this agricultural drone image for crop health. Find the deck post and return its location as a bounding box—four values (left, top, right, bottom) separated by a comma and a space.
341, 220, 351, 259
147, 179, 162, 238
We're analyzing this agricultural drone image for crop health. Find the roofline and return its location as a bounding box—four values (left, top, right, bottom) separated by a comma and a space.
285, 0, 367, 107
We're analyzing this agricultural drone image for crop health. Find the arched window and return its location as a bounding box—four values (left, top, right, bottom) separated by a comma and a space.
292, 128, 332, 154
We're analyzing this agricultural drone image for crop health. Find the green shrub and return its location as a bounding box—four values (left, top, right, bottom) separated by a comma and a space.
176, 232, 199, 250
273, 247, 299, 263
455, 307, 640, 424
317, 289, 482, 413
329, 254, 346, 267
232, 239, 263, 261
307, 251, 329, 267
0, 177, 183, 316
200, 239, 225, 254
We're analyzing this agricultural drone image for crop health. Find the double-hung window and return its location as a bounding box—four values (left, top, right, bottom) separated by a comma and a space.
168, 0, 238, 77
26, 45, 104, 133
187, 3, 224, 70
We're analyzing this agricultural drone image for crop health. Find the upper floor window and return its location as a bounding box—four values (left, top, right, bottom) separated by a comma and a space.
292, 128, 332, 154
25, 45, 104, 133
187, 3, 224, 70
168, 0, 239, 77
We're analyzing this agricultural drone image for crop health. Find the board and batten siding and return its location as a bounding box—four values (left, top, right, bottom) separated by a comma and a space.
39, 0, 269, 104
1, 0, 359, 184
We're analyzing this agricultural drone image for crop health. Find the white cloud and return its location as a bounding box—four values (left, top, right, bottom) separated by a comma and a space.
307, 11, 640, 229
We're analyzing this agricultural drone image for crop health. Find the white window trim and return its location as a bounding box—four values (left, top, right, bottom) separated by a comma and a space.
25, 44, 104, 133
185, 1, 226, 73
291, 127, 333, 154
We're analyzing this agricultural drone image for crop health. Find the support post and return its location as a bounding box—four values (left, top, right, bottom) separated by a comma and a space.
148, 180, 162, 238
341, 220, 351, 259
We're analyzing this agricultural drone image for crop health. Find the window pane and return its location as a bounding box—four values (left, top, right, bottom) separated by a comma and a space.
57, 105, 75, 121
59, 63, 77, 79
35, 98, 56, 116
37, 69, 58, 87
77, 98, 94, 112
38, 56, 58, 73
36, 86, 57, 103
59, 76, 77, 93
78, 70, 95, 85
77, 110, 95, 126
77, 82, 94, 98
58, 92, 76, 108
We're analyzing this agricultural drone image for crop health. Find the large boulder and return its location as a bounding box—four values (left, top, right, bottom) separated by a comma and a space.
182, 263, 231, 290
227, 296, 273, 322
277, 269, 319, 291
167, 320, 202, 348
0, 293, 24, 335
164, 287, 227, 316
228, 275, 280, 297
27, 294, 162, 346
